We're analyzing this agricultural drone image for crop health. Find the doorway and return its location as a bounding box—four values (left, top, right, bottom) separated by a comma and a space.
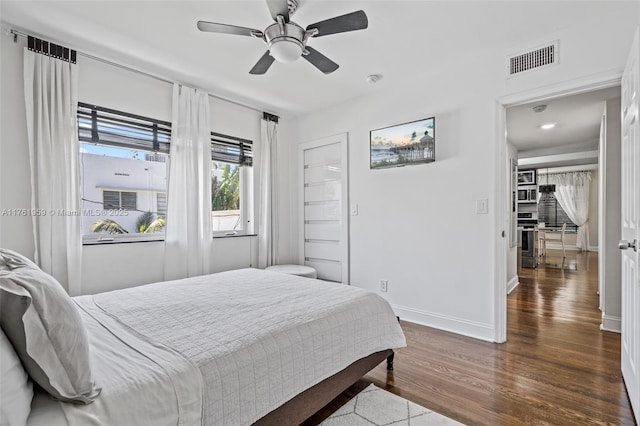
493, 75, 622, 343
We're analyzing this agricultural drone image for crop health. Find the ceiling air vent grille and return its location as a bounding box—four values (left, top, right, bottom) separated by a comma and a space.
508, 41, 558, 77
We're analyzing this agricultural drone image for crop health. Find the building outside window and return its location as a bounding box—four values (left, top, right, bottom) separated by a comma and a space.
156, 192, 167, 217
78, 103, 170, 242
78, 103, 253, 242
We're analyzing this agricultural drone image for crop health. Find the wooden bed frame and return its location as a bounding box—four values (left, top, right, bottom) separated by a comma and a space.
255, 349, 394, 425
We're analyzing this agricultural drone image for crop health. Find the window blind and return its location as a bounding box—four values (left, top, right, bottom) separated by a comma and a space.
78, 102, 253, 165
211, 132, 253, 166
78, 102, 171, 154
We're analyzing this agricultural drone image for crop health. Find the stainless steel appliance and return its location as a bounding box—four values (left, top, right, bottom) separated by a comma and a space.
517, 186, 537, 203
517, 211, 538, 229
519, 229, 538, 268
517, 212, 538, 220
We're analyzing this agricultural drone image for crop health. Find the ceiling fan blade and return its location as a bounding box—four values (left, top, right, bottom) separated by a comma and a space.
303, 46, 339, 74
197, 21, 262, 37
249, 51, 276, 75
265, 0, 290, 22
306, 10, 368, 37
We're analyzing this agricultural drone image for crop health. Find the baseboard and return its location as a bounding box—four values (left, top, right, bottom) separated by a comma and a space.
601, 314, 621, 333
507, 275, 519, 295
391, 304, 495, 342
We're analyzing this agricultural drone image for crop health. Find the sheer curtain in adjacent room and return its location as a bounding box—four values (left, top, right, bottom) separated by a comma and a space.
547, 171, 592, 251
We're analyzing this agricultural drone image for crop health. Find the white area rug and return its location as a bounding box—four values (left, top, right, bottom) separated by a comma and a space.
320, 384, 464, 426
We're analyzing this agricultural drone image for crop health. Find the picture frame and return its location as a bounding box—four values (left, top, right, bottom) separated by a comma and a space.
370, 117, 435, 169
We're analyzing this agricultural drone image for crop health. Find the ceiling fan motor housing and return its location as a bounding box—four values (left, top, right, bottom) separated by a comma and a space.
264, 21, 305, 63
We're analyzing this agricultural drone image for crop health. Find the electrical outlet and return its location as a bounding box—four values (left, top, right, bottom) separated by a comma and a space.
380, 280, 388, 292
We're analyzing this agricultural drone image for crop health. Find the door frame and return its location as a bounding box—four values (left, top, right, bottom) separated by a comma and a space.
298, 133, 350, 283
493, 71, 621, 342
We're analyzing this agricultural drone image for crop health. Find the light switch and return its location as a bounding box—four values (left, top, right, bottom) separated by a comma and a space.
476, 199, 488, 214
350, 203, 359, 216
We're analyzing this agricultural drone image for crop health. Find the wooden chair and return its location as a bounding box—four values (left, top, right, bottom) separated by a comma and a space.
541, 222, 567, 257
537, 222, 546, 258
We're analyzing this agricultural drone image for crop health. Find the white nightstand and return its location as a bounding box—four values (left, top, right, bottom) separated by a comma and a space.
265, 264, 318, 279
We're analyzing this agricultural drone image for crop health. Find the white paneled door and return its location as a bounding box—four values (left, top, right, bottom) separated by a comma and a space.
621, 27, 640, 423
299, 134, 349, 283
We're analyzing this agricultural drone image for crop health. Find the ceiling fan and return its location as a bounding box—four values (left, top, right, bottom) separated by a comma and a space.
196, 0, 368, 75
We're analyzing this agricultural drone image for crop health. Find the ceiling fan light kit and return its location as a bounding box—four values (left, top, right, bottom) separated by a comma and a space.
197, 0, 368, 75
263, 18, 306, 63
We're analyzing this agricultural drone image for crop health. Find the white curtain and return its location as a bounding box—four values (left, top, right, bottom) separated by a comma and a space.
547, 172, 592, 251
258, 118, 279, 268
23, 49, 81, 295
164, 84, 212, 280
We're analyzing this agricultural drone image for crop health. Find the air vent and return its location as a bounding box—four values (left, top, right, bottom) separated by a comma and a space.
507, 41, 558, 77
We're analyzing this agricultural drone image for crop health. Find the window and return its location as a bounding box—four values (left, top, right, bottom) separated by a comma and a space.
78, 103, 170, 243
78, 103, 254, 242
103, 190, 137, 210
210, 132, 253, 235
156, 192, 167, 216
538, 192, 577, 231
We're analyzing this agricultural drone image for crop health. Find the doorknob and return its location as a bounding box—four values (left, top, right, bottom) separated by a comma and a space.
618, 239, 637, 251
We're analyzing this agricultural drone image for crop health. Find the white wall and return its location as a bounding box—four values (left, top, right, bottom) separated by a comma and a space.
600, 97, 622, 332
0, 34, 262, 294
0, 34, 34, 258
281, 9, 639, 341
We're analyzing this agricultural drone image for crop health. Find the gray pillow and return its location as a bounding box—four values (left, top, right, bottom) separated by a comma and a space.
0, 326, 33, 426
0, 248, 101, 404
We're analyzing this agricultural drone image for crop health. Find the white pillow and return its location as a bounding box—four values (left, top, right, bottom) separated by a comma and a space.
0, 327, 33, 426
0, 248, 101, 404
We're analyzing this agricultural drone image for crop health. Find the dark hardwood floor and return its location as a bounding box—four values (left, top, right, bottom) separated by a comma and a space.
305, 249, 635, 425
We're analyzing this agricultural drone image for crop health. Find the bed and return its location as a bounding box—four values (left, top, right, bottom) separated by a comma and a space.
0, 249, 406, 426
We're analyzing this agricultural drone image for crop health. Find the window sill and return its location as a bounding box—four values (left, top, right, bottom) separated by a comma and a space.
83, 232, 257, 245
83, 234, 165, 245
212, 232, 257, 239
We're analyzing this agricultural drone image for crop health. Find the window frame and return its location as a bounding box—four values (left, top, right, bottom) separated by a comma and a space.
209, 132, 254, 238
210, 160, 253, 238
78, 102, 255, 244
79, 103, 171, 245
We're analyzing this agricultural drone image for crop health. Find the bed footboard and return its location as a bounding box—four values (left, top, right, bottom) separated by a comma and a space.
254, 349, 393, 426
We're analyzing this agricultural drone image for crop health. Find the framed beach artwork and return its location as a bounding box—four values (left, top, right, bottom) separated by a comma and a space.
370, 117, 435, 169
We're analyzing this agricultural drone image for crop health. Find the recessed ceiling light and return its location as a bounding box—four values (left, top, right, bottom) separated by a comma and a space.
532, 104, 547, 113
540, 122, 556, 130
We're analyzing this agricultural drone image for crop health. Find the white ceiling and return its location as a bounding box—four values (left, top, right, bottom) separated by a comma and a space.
0, 1, 631, 118
507, 86, 621, 158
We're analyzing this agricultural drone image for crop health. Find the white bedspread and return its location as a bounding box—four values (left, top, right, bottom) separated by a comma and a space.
56, 268, 406, 426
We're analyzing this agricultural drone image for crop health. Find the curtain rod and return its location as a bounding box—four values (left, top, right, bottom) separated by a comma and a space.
9, 28, 275, 116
